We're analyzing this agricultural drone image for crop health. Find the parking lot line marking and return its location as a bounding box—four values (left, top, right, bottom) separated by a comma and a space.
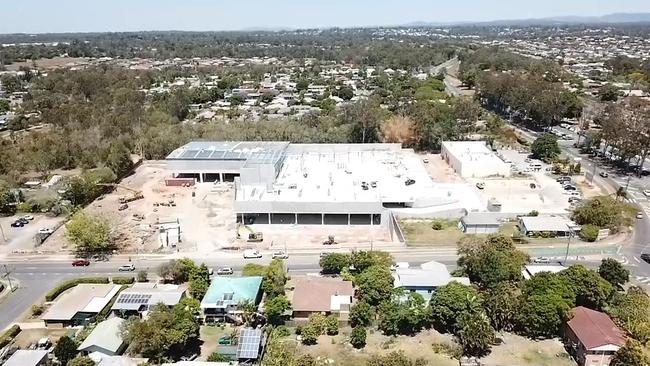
634, 256, 641, 263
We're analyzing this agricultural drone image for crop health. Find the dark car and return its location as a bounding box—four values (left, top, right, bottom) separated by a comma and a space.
72, 259, 90, 267
10, 220, 24, 228
17, 218, 29, 225
563, 185, 577, 191
641, 254, 650, 264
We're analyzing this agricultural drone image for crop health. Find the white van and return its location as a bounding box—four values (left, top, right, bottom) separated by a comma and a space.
243, 249, 262, 259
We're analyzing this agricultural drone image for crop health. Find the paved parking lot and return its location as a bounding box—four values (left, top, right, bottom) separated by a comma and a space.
0, 214, 64, 254
467, 149, 572, 214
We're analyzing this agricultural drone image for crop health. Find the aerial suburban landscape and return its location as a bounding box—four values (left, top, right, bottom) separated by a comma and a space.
3, 1, 650, 366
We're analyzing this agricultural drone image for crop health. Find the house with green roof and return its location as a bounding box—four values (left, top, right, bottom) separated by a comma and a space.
200, 276, 263, 322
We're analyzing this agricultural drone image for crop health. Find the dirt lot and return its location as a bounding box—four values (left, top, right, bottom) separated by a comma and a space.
421, 154, 464, 183
5, 57, 89, 71
13, 328, 71, 349
295, 328, 458, 366
400, 219, 465, 246
42, 162, 395, 255
293, 329, 575, 366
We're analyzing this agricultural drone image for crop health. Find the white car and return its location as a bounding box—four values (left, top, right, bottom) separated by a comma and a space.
216, 267, 234, 275
644, 189, 650, 197
272, 251, 289, 259
38, 228, 53, 235
243, 250, 262, 259
533, 257, 551, 264
23, 215, 35, 221
118, 264, 135, 272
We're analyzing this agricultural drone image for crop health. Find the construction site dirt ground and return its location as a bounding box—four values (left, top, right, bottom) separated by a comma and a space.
42, 162, 396, 255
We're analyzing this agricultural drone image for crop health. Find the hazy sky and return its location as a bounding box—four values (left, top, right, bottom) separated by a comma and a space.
3, 0, 650, 33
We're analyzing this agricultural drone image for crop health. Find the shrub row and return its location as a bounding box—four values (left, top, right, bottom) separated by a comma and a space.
0, 325, 21, 348
45, 277, 109, 301
111, 276, 135, 285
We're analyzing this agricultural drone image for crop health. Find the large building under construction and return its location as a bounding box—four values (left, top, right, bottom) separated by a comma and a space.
166, 141, 480, 226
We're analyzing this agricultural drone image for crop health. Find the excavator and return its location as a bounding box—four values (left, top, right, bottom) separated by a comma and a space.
236, 223, 263, 242
96, 183, 144, 204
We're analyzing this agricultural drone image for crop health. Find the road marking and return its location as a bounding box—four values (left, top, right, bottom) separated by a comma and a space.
634, 256, 641, 263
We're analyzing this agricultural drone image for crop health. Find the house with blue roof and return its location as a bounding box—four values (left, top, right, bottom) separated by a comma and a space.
200, 276, 263, 322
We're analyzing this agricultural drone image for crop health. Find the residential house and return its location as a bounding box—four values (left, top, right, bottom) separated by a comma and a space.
111, 282, 187, 317
393, 261, 470, 301
565, 306, 626, 366
290, 277, 354, 322
78, 317, 126, 356
200, 276, 263, 322
459, 213, 502, 234
3, 350, 48, 366
518, 216, 580, 237
42, 284, 121, 327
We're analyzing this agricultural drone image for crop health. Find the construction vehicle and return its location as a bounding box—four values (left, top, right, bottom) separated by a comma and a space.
323, 235, 338, 245
236, 223, 263, 242
96, 183, 144, 204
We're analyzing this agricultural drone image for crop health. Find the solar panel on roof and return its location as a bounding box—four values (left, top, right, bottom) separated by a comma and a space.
236, 328, 262, 359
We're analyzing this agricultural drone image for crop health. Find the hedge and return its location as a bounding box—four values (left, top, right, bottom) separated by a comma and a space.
580, 224, 600, 242
97, 284, 130, 321
111, 276, 135, 285
0, 325, 21, 348
45, 277, 109, 302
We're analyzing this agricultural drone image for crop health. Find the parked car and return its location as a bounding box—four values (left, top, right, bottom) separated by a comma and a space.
72, 259, 90, 267
10, 220, 24, 228
38, 228, 53, 235
533, 257, 551, 264
23, 215, 34, 221
556, 176, 571, 183
216, 267, 234, 275
272, 251, 289, 259
563, 185, 577, 191
641, 253, 650, 264
644, 189, 650, 197
476, 182, 485, 190
118, 264, 136, 272
422, 158, 429, 163
568, 197, 582, 203
637, 212, 644, 220
243, 249, 262, 259
17, 217, 29, 225
404, 179, 416, 186
599, 171, 609, 178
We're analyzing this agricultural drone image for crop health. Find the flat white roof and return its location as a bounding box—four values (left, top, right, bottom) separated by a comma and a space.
240, 144, 433, 204
522, 265, 567, 280
442, 141, 508, 166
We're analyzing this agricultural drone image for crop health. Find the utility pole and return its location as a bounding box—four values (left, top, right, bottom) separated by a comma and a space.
563, 225, 573, 266
0, 222, 7, 243
3, 265, 14, 292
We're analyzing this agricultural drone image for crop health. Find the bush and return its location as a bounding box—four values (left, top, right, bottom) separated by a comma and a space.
528, 210, 539, 217
31, 304, 45, 316
325, 315, 339, 336
98, 284, 129, 319
350, 326, 367, 349
137, 270, 148, 282
207, 352, 233, 362
45, 277, 109, 301
112, 276, 135, 285
580, 224, 599, 242
300, 324, 320, 345
0, 325, 21, 348
274, 325, 291, 337
431, 220, 444, 230
432, 342, 463, 359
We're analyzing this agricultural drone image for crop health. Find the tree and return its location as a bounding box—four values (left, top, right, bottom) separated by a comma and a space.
611, 340, 650, 366
350, 300, 374, 327
572, 196, 633, 232
263, 259, 288, 298
106, 142, 134, 178
340, 99, 384, 143
264, 295, 291, 325
0, 99, 10, 113
350, 250, 392, 273
430, 282, 481, 333
189, 263, 210, 300
559, 265, 613, 310
137, 270, 148, 282
607, 286, 650, 344
457, 235, 528, 288
325, 314, 339, 335
337, 86, 354, 101
599, 84, 621, 102
380, 116, 416, 147
350, 326, 367, 349
456, 309, 495, 357
531, 134, 561, 161
483, 283, 520, 331
378, 292, 428, 336
517, 272, 575, 338
122, 303, 199, 362
66, 210, 112, 256
54, 335, 78, 366
599, 258, 630, 289
319, 253, 351, 275
299, 323, 320, 345
579, 224, 599, 242
355, 265, 394, 306
68, 355, 96, 366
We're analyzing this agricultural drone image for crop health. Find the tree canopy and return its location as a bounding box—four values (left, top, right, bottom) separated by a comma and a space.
65, 210, 112, 256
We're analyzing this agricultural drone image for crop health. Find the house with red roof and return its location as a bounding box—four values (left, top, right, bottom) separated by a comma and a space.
564, 306, 626, 366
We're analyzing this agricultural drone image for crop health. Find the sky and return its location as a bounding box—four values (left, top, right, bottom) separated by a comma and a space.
2, 0, 650, 34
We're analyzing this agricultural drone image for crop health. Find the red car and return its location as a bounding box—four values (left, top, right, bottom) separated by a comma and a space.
71, 259, 90, 267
